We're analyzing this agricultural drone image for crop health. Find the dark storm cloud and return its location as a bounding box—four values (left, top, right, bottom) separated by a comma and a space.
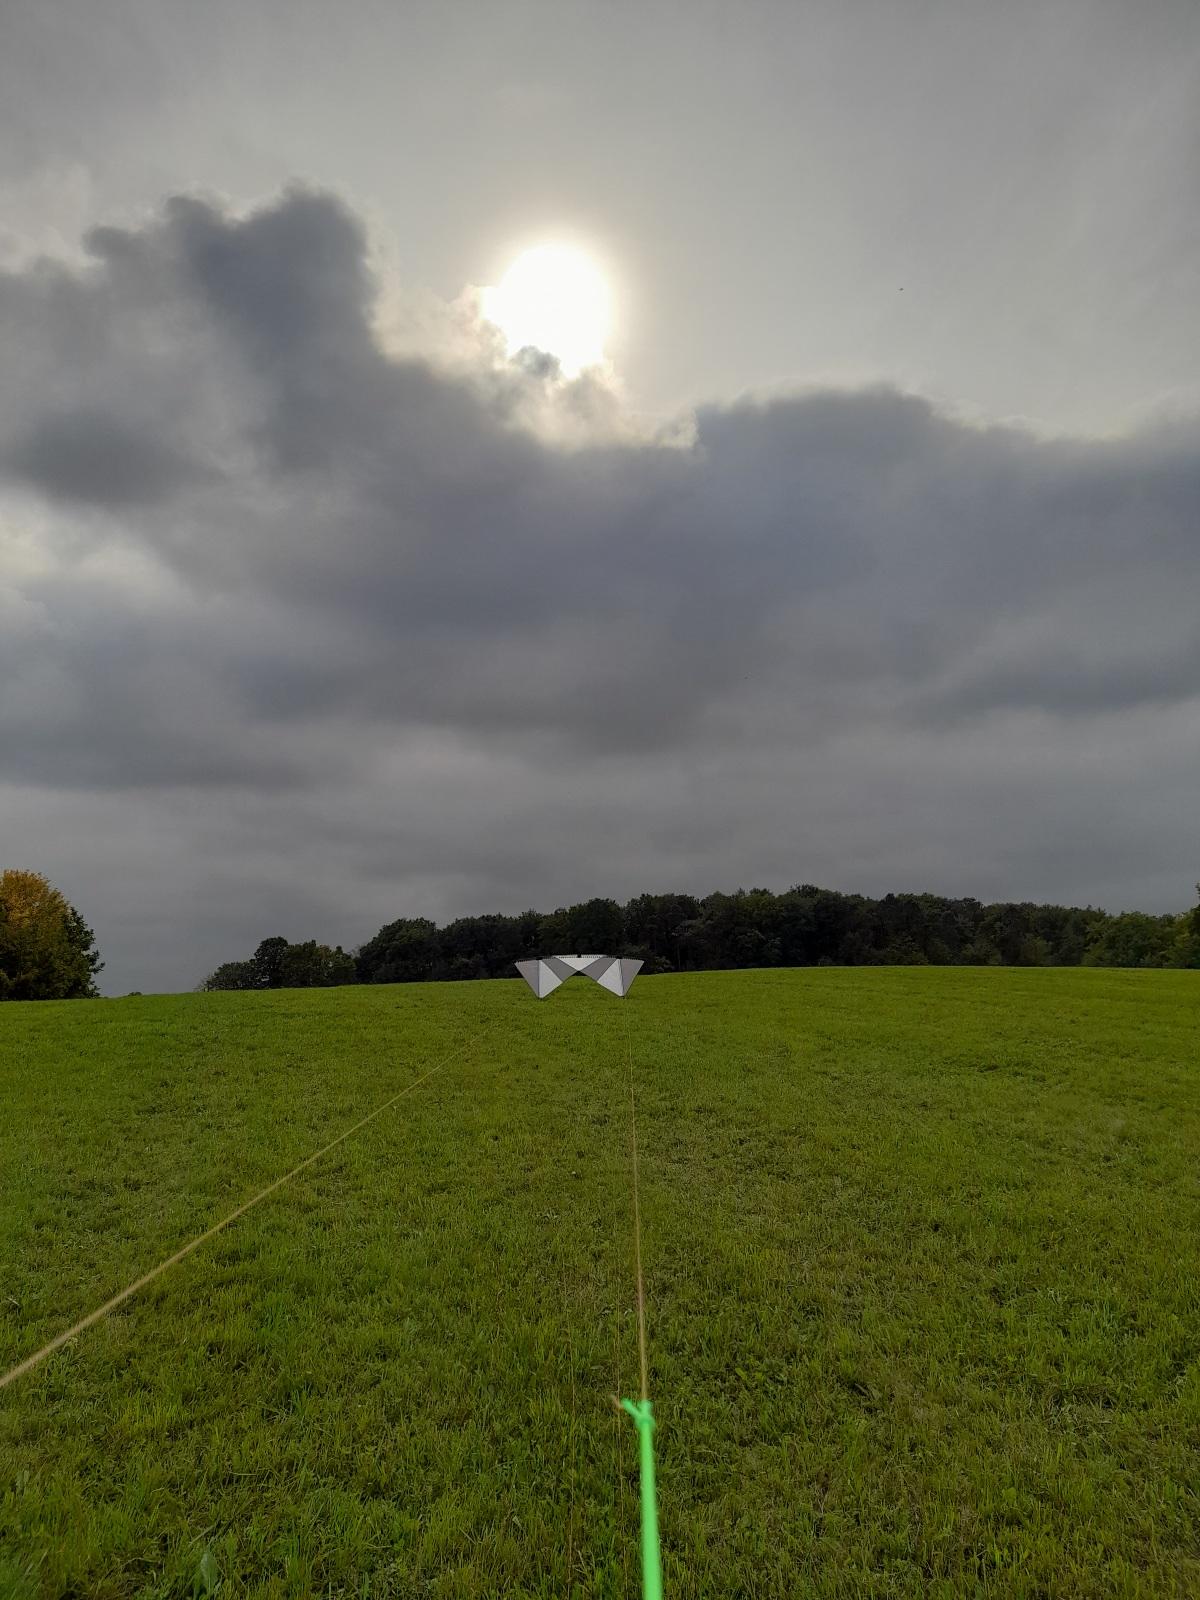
1, 187, 1199, 797
1, 185, 1198, 994
9, 409, 207, 505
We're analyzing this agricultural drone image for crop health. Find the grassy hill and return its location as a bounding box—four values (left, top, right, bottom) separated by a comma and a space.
1, 969, 1198, 1597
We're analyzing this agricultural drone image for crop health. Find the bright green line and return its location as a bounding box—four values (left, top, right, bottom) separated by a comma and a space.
622, 1398, 663, 1600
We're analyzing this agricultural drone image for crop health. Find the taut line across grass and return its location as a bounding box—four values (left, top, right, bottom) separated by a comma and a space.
0, 1037, 483, 1393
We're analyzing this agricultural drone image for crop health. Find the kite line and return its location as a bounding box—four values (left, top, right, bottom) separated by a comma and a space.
517, 954, 664, 1597
620, 1000, 664, 1600
0, 1036, 478, 1393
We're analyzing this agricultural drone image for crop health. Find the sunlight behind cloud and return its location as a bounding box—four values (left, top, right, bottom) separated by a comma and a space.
481, 244, 610, 376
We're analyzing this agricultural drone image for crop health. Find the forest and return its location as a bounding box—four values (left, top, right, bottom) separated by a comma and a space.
345, 883, 1200, 987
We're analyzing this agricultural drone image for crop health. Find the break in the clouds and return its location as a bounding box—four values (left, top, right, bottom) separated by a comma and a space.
1, 186, 1198, 991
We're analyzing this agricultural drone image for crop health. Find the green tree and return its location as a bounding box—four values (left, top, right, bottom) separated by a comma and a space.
200, 960, 257, 991
355, 918, 440, 984
0, 870, 102, 1000
278, 941, 356, 988
1082, 912, 1181, 969
201, 936, 356, 991
1167, 886, 1200, 968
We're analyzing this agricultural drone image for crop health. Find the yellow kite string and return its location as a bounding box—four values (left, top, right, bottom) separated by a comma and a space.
0, 1035, 479, 1392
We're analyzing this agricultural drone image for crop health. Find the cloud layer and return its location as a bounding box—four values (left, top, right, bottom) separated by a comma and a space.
1, 189, 1197, 991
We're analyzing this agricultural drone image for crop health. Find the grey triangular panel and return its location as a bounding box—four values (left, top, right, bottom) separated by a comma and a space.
515, 958, 564, 997
539, 962, 566, 996
616, 958, 644, 996
515, 959, 542, 995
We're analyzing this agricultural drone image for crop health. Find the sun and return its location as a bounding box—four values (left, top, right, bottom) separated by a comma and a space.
482, 244, 610, 377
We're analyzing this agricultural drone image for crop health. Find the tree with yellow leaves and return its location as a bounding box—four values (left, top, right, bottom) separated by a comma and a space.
0, 870, 103, 1000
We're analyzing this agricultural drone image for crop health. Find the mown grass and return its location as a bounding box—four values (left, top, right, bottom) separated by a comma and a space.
0, 967, 1198, 1598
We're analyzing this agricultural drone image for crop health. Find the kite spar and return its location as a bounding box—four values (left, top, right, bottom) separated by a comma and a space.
515, 954, 663, 1599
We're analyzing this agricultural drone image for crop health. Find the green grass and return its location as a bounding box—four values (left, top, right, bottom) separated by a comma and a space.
1, 968, 1198, 1598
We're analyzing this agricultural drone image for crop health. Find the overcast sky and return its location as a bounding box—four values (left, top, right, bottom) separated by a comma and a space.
2, 0, 1198, 993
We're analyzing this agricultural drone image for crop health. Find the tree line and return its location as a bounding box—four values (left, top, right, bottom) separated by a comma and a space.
203, 883, 1200, 991
5, 869, 1196, 1001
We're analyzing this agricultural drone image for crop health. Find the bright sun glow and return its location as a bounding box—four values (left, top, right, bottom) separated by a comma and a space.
482, 244, 610, 376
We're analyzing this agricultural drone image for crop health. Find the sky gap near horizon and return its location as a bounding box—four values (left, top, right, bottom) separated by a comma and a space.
0, 0, 1197, 994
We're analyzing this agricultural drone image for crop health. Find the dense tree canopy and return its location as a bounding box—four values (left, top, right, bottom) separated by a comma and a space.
201, 884, 1200, 993
354, 885, 1200, 984
0, 870, 102, 1000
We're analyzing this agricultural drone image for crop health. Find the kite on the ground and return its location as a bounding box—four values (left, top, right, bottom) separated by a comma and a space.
515, 954, 643, 998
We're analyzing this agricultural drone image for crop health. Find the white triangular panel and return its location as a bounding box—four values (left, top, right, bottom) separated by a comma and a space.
515, 954, 642, 999
594, 957, 644, 996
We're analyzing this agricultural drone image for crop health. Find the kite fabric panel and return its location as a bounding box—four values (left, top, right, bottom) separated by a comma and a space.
515, 955, 643, 998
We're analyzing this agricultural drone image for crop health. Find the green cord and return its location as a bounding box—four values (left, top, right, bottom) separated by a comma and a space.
621, 1398, 663, 1600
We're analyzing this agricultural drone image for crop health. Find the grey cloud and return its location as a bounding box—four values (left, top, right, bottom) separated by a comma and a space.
0, 188, 1198, 788
0, 186, 1197, 990
4, 0, 1199, 438
8, 408, 208, 505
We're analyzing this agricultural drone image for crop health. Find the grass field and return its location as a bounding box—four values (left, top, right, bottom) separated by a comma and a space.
1, 968, 1198, 1598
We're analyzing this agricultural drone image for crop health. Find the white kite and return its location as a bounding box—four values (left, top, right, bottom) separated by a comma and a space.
515, 954, 643, 998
